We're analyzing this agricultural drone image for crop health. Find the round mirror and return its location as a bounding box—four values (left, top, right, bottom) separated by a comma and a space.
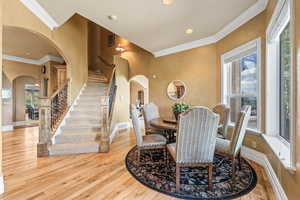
167, 80, 186, 100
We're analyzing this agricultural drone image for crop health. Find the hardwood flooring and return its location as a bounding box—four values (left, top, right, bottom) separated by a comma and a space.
0, 127, 275, 200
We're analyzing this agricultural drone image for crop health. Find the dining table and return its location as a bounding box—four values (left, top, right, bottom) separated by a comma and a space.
150, 117, 224, 143
150, 118, 177, 143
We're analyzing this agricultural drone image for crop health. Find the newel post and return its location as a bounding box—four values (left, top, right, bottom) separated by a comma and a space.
99, 96, 110, 153
37, 97, 51, 157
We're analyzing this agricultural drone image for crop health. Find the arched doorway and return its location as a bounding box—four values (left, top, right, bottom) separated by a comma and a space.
2, 26, 68, 130
129, 75, 149, 107
12, 76, 40, 125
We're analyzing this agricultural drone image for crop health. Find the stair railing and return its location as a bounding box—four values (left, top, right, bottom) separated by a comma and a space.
99, 67, 117, 152
38, 79, 70, 157
98, 56, 115, 69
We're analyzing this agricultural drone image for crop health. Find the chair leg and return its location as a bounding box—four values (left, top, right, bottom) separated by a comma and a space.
238, 152, 242, 170
137, 148, 141, 165
231, 157, 236, 181
176, 164, 180, 192
164, 147, 167, 165
208, 164, 213, 190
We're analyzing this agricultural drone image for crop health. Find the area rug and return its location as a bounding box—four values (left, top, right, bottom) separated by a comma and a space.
125, 146, 257, 200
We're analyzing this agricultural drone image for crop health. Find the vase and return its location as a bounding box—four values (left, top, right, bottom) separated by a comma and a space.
174, 111, 181, 121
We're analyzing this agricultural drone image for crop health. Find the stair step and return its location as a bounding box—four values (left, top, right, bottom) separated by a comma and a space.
70, 110, 102, 116
61, 126, 101, 134
49, 142, 100, 155
66, 118, 102, 126
54, 133, 97, 144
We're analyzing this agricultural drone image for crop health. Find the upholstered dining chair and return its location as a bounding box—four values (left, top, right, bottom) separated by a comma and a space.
131, 105, 167, 165
142, 103, 163, 135
167, 106, 220, 192
215, 105, 251, 180
213, 104, 230, 139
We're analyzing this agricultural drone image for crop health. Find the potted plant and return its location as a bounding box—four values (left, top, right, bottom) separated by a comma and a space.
172, 102, 189, 120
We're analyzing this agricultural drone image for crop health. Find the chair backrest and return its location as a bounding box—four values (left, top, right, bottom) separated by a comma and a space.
212, 104, 230, 138
130, 105, 143, 147
142, 103, 160, 130
229, 105, 252, 157
176, 106, 220, 164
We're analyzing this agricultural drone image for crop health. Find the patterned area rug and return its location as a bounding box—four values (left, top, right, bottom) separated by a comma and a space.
125, 146, 257, 200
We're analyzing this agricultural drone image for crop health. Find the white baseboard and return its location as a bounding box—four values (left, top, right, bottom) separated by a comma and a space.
109, 122, 131, 144
242, 146, 288, 200
0, 175, 4, 194
2, 125, 13, 132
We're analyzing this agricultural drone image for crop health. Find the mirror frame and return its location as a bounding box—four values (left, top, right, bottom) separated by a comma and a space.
167, 80, 187, 101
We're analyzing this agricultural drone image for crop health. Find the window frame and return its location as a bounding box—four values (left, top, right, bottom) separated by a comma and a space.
265, 0, 296, 171
221, 38, 262, 133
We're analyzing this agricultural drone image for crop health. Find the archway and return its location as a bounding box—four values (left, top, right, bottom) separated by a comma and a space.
12, 76, 40, 126
129, 75, 149, 107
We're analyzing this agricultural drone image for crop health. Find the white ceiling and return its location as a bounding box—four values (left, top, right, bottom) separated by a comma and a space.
23, 0, 268, 56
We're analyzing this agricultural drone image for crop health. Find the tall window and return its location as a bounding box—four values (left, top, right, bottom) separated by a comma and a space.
222, 39, 261, 131
279, 23, 291, 142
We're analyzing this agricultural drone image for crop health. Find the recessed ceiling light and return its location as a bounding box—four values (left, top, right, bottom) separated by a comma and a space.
162, 0, 173, 5
108, 15, 117, 21
185, 29, 193, 34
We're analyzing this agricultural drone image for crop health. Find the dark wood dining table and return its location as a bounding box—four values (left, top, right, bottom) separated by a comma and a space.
150, 118, 177, 143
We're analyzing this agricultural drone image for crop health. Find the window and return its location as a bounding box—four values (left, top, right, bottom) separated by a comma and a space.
221, 39, 261, 131
265, 0, 296, 171
279, 23, 291, 142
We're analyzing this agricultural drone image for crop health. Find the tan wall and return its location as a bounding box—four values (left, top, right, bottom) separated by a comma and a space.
2, 73, 13, 126
3, 0, 88, 102
3, 60, 41, 81
111, 56, 130, 128
147, 44, 218, 117
0, 0, 3, 177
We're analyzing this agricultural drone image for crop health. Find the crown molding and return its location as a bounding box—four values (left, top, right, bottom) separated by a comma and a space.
20, 0, 59, 30
153, 0, 268, 57
3, 54, 64, 65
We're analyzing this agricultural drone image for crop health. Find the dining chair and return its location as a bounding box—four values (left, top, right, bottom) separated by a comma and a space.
142, 103, 163, 135
131, 105, 167, 165
167, 106, 220, 191
215, 105, 251, 180
212, 104, 230, 139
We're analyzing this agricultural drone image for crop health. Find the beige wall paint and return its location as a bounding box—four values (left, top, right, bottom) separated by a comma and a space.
3, 0, 88, 102
0, 0, 3, 176
2, 73, 13, 126
3, 60, 41, 81
148, 44, 218, 117
111, 56, 130, 128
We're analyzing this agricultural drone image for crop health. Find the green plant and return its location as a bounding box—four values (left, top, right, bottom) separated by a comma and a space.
172, 102, 189, 113
172, 103, 189, 120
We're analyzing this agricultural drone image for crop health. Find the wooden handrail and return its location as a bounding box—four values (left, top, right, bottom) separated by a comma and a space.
98, 56, 115, 68
106, 67, 116, 96
50, 79, 70, 100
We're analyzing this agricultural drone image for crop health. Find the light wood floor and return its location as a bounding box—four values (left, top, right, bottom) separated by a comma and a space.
0, 127, 275, 200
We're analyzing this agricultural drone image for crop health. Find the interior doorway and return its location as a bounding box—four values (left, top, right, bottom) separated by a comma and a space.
12, 76, 40, 127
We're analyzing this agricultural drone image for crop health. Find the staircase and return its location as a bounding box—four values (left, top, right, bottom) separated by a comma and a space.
88, 70, 108, 83
49, 72, 108, 156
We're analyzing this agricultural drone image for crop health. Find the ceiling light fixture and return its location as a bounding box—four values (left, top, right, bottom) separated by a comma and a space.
115, 44, 125, 52
185, 28, 193, 34
162, 0, 173, 5
108, 15, 118, 21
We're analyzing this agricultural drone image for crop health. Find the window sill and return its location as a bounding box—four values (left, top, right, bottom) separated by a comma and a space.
228, 124, 261, 136
262, 134, 296, 173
